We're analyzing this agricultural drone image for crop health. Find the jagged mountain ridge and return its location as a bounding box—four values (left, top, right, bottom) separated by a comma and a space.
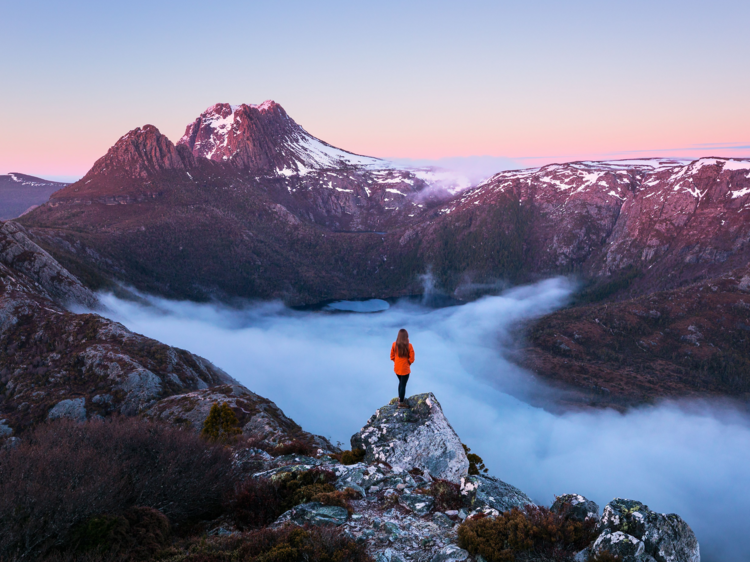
15, 102, 750, 406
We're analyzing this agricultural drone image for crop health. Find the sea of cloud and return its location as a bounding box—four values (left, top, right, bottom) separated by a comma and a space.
95, 278, 750, 562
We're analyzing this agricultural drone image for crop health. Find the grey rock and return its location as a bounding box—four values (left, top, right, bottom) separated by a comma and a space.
47, 398, 87, 421
592, 529, 646, 558
600, 498, 700, 562
460, 474, 533, 514
432, 512, 455, 528
430, 545, 470, 562
92, 394, 113, 405
0, 221, 97, 308
0, 419, 12, 437
552, 493, 599, 522
351, 393, 469, 483
399, 493, 434, 516
383, 521, 402, 540
118, 369, 162, 415
376, 548, 404, 562
289, 502, 349, 526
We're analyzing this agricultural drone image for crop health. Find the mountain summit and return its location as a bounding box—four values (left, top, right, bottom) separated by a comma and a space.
178, 101, 385, 175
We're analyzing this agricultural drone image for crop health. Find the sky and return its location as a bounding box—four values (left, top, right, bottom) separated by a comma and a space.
2, 0, 750, 181
89, 281, 750, 562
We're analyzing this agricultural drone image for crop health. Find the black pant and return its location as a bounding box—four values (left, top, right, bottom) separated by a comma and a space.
397, 374, 409, 402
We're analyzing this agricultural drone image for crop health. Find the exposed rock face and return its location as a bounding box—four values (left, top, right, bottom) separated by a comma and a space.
0, 235, 234, 435
144, 384, 336, 452
0, 221, 96, 308
596, 498, 700, 562
459, 474, 533, 515
551, 493, 599, 522
350, 393, 469, 483
47, 398, 87, 421
86, 125, 195, 180
179, 101, 385, 174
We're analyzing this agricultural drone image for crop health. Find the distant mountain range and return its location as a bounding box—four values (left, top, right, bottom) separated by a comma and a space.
0, 173, 68, 220
12, 100, 750, 407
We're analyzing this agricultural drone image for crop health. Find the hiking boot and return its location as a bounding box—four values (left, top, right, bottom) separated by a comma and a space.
398, 401, 409, 409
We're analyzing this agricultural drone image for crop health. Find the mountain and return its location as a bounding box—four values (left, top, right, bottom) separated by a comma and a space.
0, 173, 68, 220
14, 101, 750, 406
0, 220, 331, 451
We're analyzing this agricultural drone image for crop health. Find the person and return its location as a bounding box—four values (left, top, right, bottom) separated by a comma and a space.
390, 328, 415, 409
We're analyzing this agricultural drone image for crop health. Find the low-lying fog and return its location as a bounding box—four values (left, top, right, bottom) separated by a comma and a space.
95, 278, 750, 562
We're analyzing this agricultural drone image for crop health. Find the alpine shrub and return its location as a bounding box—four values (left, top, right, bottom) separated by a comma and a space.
457, 505, 599, 562
431, 478, 463, 511
0, 417, 232, 560
201, 402, 241, 443
67, 506, 170, 559
463, 444, 489, 475
272, 439, 316, 457
340, 448, 366, 465
226, 478, 283, 530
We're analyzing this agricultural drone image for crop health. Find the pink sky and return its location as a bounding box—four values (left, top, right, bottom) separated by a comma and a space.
2, 1, 749, 181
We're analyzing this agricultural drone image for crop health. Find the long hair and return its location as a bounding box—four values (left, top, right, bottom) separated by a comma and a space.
396, 329, 410, 359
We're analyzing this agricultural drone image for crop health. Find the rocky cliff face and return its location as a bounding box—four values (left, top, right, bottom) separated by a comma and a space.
179, 101, 384, 174
351, 393, 470, 483
222, 393, 699, 562
0, 221, 322, 449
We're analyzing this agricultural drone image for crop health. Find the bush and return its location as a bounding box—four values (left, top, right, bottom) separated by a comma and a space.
68, 506, 170, 559
0, 417, 233, 560
226, 478, 284, 531
457, 505, 599, 562
226, 468, 343, 530
463, 444, 489, 476
201, 402, 241, 443
237, 525, 372, 562
339, 449, 366, 465
272, 439, 316, 457
431, 479, 463, 511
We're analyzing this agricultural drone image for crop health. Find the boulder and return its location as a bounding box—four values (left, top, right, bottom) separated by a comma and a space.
590, 529, 655, 562
350, 393, 469, 483
287, 502, 349, 526
0, 419, 12, 437
460, 474, 533, 514
399, 493, 434, 516
430, 545, 470, 562
47, 398, 87, 421
600, 498, 700, 562
551, 493, 599, 522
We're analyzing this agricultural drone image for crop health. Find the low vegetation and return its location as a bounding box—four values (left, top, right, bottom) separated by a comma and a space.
457, 506, 599, 562
0, 417, 231, 560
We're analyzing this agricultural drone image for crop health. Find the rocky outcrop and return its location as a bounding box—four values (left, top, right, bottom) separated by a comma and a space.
0, 245, 234, 435
0, 221, 96, 308
85, 125, 195, 180
590, 498, 700, 562
351, 393, 469, 483
145, 384, 337, 452
459, 474, 533, 515
179, 101, 384, 174
552, 493, 600, 522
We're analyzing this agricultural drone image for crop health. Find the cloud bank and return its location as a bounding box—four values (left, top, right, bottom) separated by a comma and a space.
96, 278, 750, 562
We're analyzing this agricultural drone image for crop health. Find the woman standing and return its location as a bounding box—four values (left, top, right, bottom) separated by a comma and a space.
390, 328, 415, 408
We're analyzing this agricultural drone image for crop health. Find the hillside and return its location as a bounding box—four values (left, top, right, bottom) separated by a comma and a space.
0, 173, 68, 220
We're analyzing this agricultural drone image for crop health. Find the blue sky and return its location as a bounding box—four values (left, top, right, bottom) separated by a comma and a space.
2, 0, 749, 179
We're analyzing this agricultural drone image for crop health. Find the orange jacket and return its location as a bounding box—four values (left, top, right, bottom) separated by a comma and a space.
390, 342, 415, 375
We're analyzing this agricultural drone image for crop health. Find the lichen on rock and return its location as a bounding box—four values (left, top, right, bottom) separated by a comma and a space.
350, 392, 469, 483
